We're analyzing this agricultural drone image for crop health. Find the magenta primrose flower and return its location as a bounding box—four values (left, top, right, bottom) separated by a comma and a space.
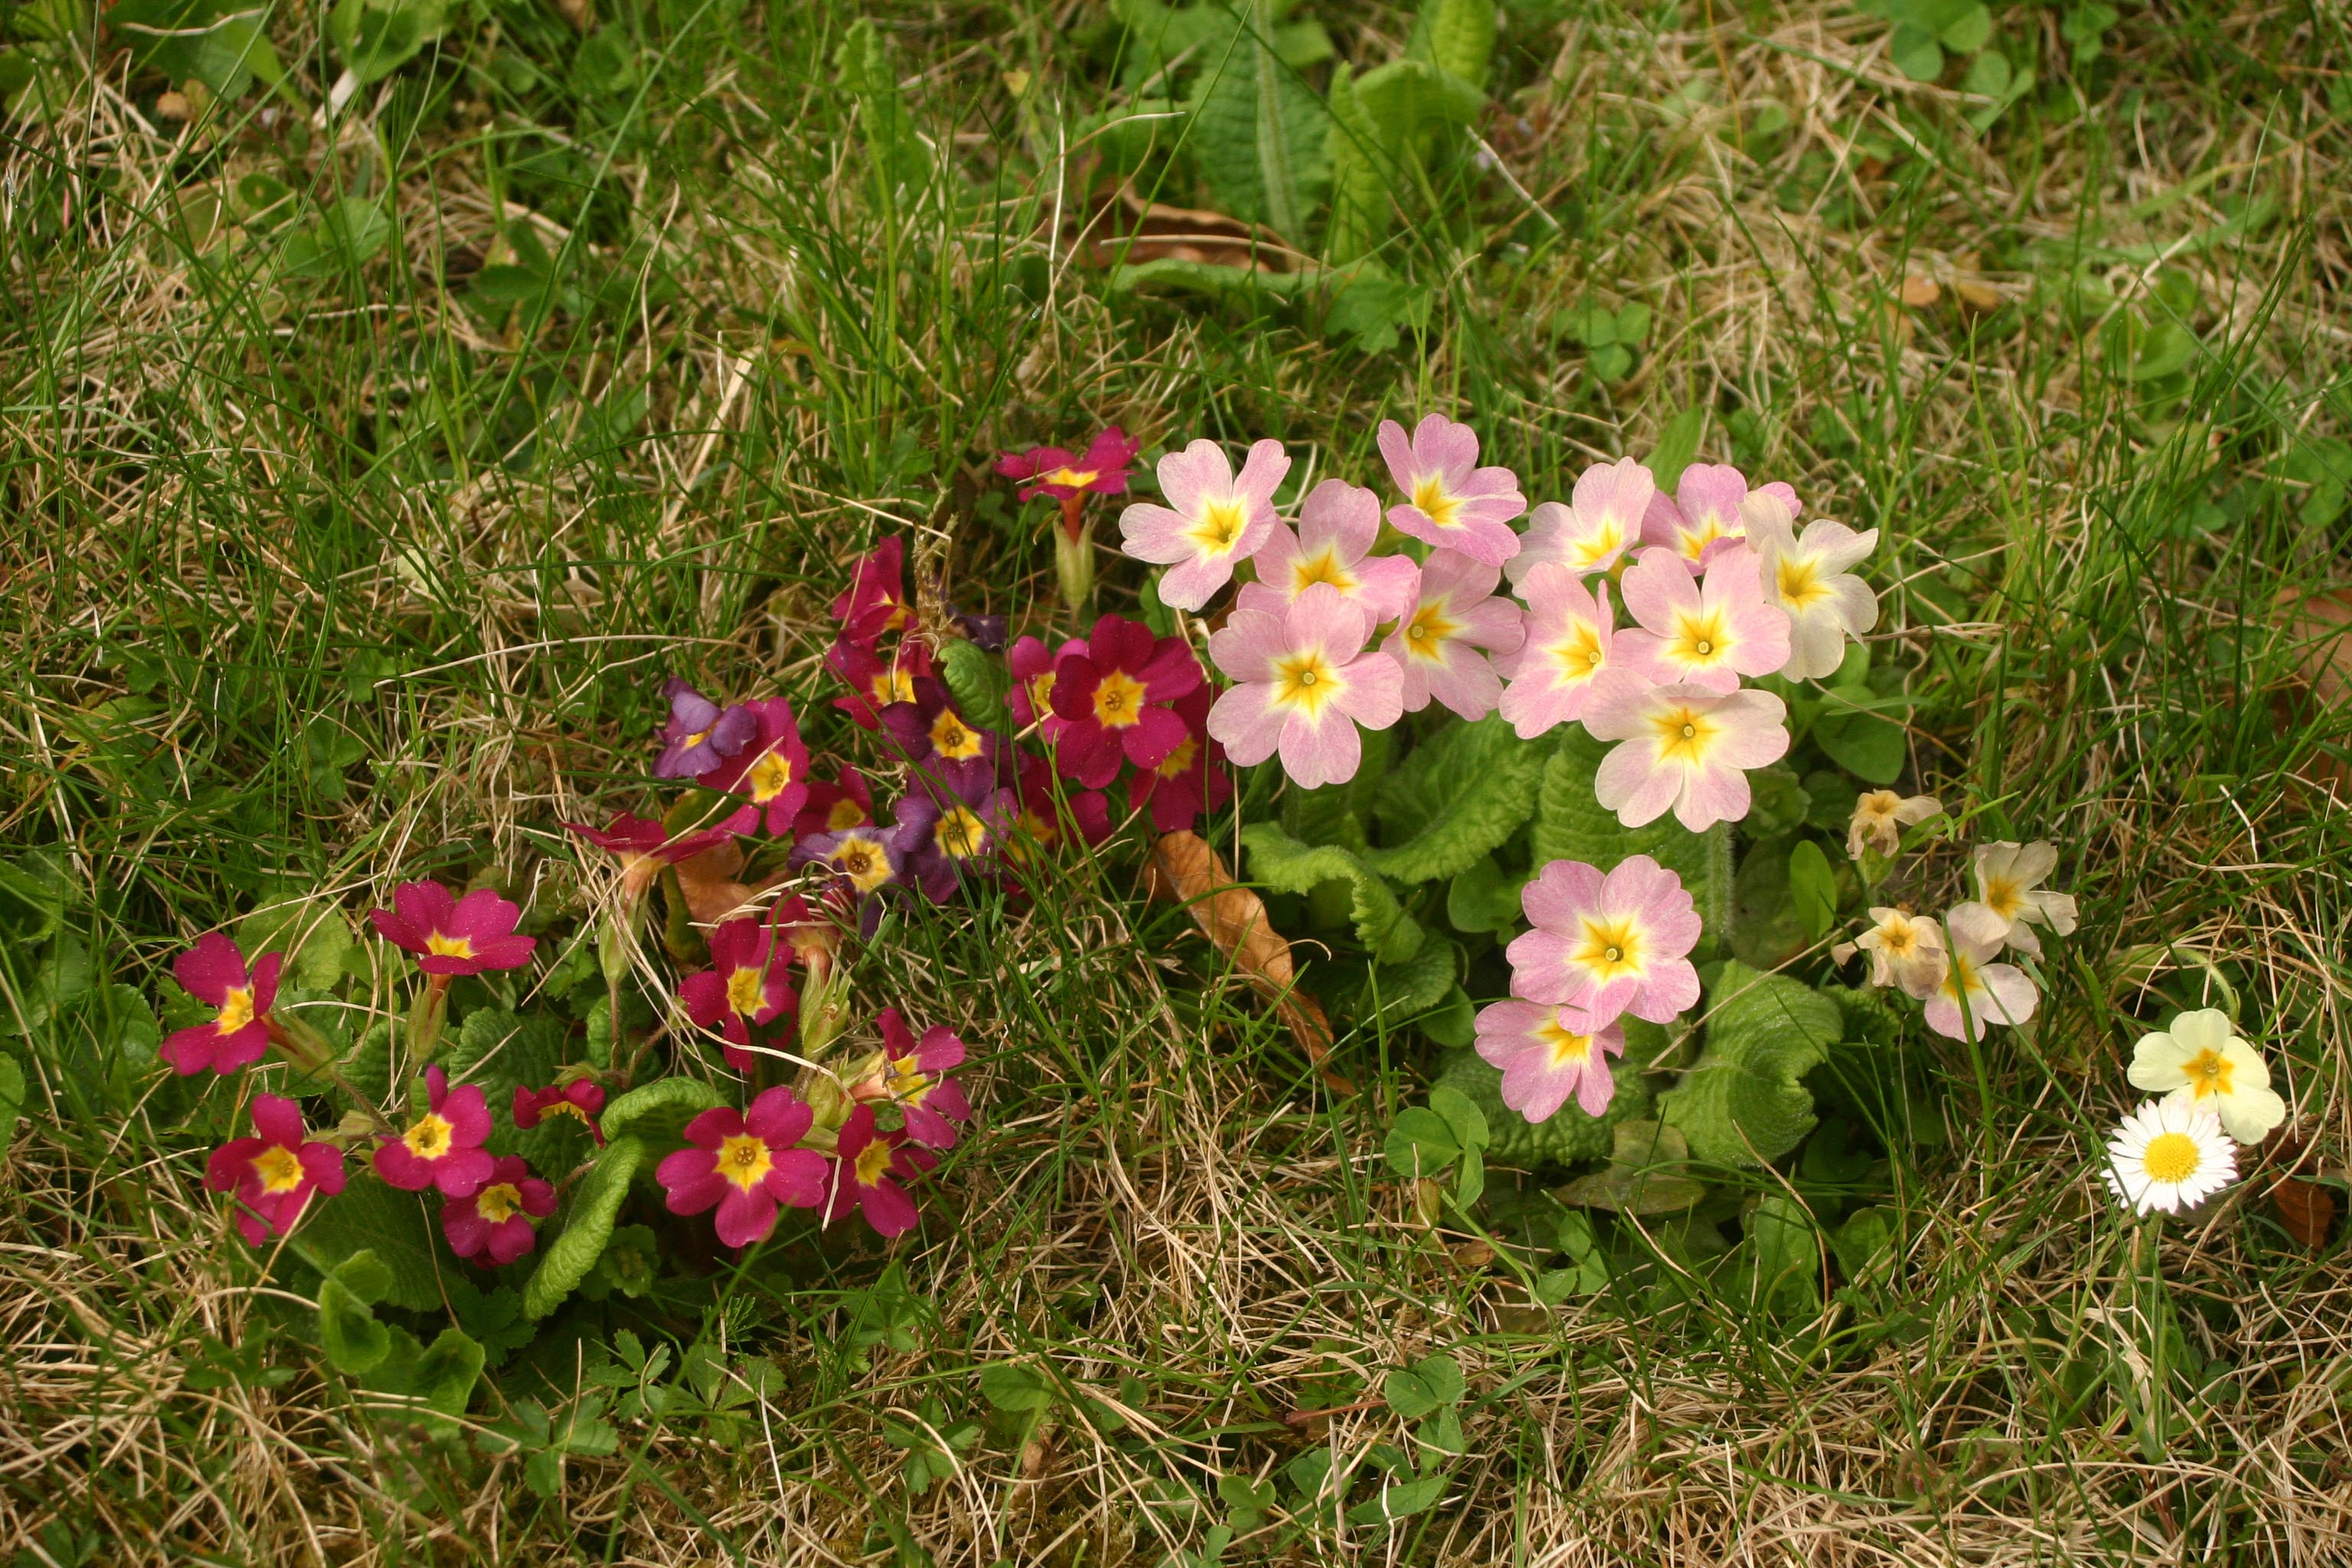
1510, 457, 1655, 586
513, 1079, 606, 1145
374, 1065, 496, 1197
864, 1007, 973, 1149
826, 638, 931, 731
1507, 855, 1703, 1030
1612, 544, 1791, 694
881, 678, 996, 792
562, 812, 733, 898
658, 1087, 829, 1249
205, 1093, 346, 1246
832, 535, 915, 647
1376, 414, 1527, 567
826, 1103, 937, 1238
1236, 479, 1420, 623
792, 766, 877, 840
162, 933, 282, 1076
1127, 684, 1229, 834
1586, 680, 1791, 833
371, 881, 536, 976
1118, 438, 1289, 611
1011, 753, 1114, 854
441, 1154, 557, 1267
1047, 614, 1203, 788
1495, 565, 1624, 740
655, 678, 756, 779
1641, 463, 1801, 570
790, 818, 905, 931
1008, 634, 1084, 737
1381, 547, 1524, 720
681, 915, 799, 1070
1206, 583, 1404, 790
1474, 1001, 1627, 1122
998, 427, 1142, 537
699, 697, 812, 838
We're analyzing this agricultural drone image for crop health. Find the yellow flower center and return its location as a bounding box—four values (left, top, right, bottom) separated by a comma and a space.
1157, 736, 1199, 779
931, 710, 984, 759
834, 835, 896, 893
425, 933, 475, 960
2141, 1132, 2202, 1185
543, 1098, 593, 1125
1272, 649, 1339, 716
1574, 917, 1644, 982
869, 668, 917, 705
1411, 474, 1463, 529
1880, 921, 1918, 957
1290, 548, 1356, 595
251, 1144, 305, 1195
1566, 520, 1624, 570
1190, 499, 1250, 554
1940, 949, 1981, 1006
746, 749, 795, 802
1680, 511, 1732, 561
887, 1054, 933, 1102
1547, 622, 1607, 685
215, 986, 256, 1034
1043, 466, 1097, 489
1403, 603, 1460, 661
403, 1113, 453, 1161
1650, 704, 1720, 765
1983, 875, 2024, 920
475, 1182, 522, 1224
1092, 669, 1149, 730
681, 726, 711, 748
1670, 607, 1729, 666
2181, 1047, 2235, 1098
1537, 1016, 1595, 1070
937, 805, 990, 860
854, 1138, 895, 1187
828, 796, 869, 831
1775, 554, 1830, 609
717, 1132, 773, 1191
726, 965, 767, 1018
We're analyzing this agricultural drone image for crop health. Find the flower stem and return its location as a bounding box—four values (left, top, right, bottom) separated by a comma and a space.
406, 972, 452, 1063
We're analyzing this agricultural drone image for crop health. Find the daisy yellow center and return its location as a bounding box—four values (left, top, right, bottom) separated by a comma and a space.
931, 710, 984, 759
475, 1182, 522, 1224
403, 1113, 453, 1161
251, 1144, 305, 1195
426, 933, 475, 959
1157, 736, 1199, 779
1547, 622, 1608, 684
869, 668, 917, 705
1567, 520, 1624, 570
938, 805, 990, 860
215, 986, 255, 1034
1982, 875, 2024, 920
726, 964, 767, 1017
1411, 475, 1463, 530
1574, 917, 1644, 982
1668, 606, 1731, 665
746, 749, 795, 802
1092, 670, 1149, 729
887, 1054, 933, 1102
2181, 1047, 2235, 1099
2141, 1132, 2202, 1185
828, 796, 869, 831
1290, 548, 1357, 595
834, 835, 895, 894
1403, 603, 1459, 660
854, 1138, 895, 1187
1271, 648, 1341, 717
1044, 466, 1097, 489
1190, 499, 1250, 554
1650, 704, 1720, 766
717, 1133, 773, 1191
1775, 554, 1831, 610
1537, 1017, 1595, 1070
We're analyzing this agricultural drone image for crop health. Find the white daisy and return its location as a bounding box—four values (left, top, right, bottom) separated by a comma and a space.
2103, 1100, 2237, 1217
2127, 1008, 2288, 1145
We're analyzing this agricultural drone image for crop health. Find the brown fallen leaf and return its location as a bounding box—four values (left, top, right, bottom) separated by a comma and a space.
2272, 1176, 2336, 1248
1899, 274, 1941, 308
671, 840, 787, 925
1147, 830, 1346, 1089
1081, 185, 1307, 273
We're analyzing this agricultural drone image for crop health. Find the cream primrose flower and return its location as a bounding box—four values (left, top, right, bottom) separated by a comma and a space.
1831, 907, 1949, 1000
2127, 1009, 2288, 1144
2104, 1099, 2237, 1217
1945, 840, 2079, 957
1740, 493, 1879, 680
1847, 789, 1943, 859
1921, 926, 2037, 1042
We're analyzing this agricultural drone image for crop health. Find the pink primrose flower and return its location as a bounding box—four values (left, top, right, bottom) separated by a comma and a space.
162, 933, 282, 1076
998, 427, 1142, 537
826, 1104, 938, 1238
1375, 414, 1527, 567
657, 1088, 829, 1249
864, 1008, 973, 1150
1510, 458, 1655, 586
1922, 926, 2040, 1042
513, 1079, 607, 1145
1205, 583, 1404, 790
1505, 855, 1702, 1029
1611, 544, 1791, 694
1494, 565, 1623, 740
700, 697, 812, 838
831, 536, 915, 646
1740, 495, 1880, 681
441, 1154, 557, 1267
1585, 681, 1790, 832
1237, 479, 1420, 623
205, 1094, 346, 1246
1380, 548, 1524, 720
680, 915, 799, 1071
1008, 634, 1086, 736
1117, 438, 1290, 611
1047, 615, 1204, 789
374, 1065, 496, 1197
1474, 1001, 1627, 1122
370, 881, 536, 976
1639, 464, 1801, 570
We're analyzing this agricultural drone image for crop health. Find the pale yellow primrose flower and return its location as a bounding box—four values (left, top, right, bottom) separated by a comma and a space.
1847, 789, 1942, 859
2127, 1008, 2288, 1145
1834, 907, 1949, 999
1945, 840, 2078, 957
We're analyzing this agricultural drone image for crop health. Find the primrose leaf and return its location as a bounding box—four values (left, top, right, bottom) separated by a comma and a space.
939, 639, 1011, 728
1557, 1120, 1710, 1214
1787, 838, 1838, 940
598, 1075, 724, 1152
1240, 822, 1423, 963
522, 1135, 643, 1321
1532, 730, 1714, 899
1425, 0, 1498, 88
1363, 714, 1547, 884
291, 1173, 446, 1312
318, 1252, 392, 1374
1742, 1193, 1823, 1318
1657, 962, 1841, 1165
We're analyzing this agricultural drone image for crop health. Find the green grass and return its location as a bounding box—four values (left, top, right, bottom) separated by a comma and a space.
3, 0, 2350, 1563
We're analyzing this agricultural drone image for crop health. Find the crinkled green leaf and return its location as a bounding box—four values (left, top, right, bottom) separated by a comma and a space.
598, 1075, 724, 1152
1531, 729, 1714, 894
1557, 1120, 1709, 1214
1351, 57, 1485, 142
1787, 838, 1837, 941
939, 639, 1011, 729
1184, 0, 1330, 241
448, 1009, 572, 1160
1280, 730, 1388, 849
1648, 406, 1707, 490
1364, 714, 1546, 884
1240, 823, 1423, 963
292, 1173, 446, 1312
523, 1135, 642, 1321
236, 903, 353, 991
319, 1253, 393, 1374
1423, 0, 1498, 87
1658, 962, 1841, 1165
1446, 855, 1524, 934
1363, 938, 1455, 1026
328, 0, 447, 87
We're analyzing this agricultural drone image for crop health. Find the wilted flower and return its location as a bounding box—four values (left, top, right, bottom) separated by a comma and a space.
1118, 438, 1289, 611
893, 779, 1018, 904
1047, 615, 1204, 788
1375, 413, 1527, 567
826, 638, 933, 732
657, 1089, 830, 1249
1834, 907, 1948, 999
1125, 686, 1228, 834
1511, 458, 1654, 585
563, 812, 733, 898
162, 933, 282, 1076
1238, 478, 1420, 622
857, 1008, 973, 1149
655, 678, 756, 779
375, 1065, 495, 1197
826, 1104, 938, 1237
792, 766, 877, 840
441, 1155, 557, 1266
1495, 564, 1621, 740
513, 1079, 607, 1145
1921, 926, 2037, 1041
1205, 583, 1404, 790
1640, 464, 1800, 569
2127, 1009, 2288, 1144
205, 1093, 346, 1246
1585, 681, 1791, 832
1382, 547, 1525, 720
701, 697, 812, 838
370, 881, 537, 976
832, 536, 915, 646
998, 427, 1141, 536
1740, 495, 1879, 681
1506, 855, 1703, 1029
1612, 544, 1790, 694
1945, 841, 2078, 957
1846, 790, 1943, 859
2105, 1100, 2236, 1216
680, 915, 799, 1070
1473, 1001, 1625, 1122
